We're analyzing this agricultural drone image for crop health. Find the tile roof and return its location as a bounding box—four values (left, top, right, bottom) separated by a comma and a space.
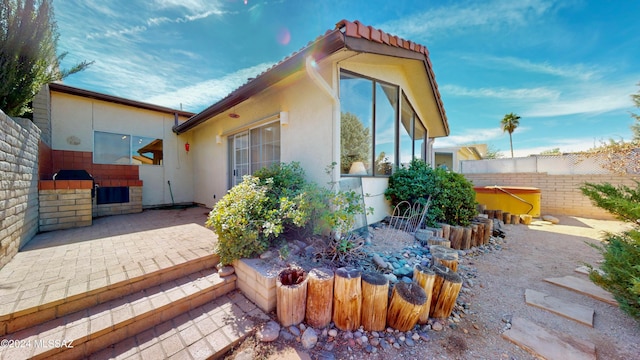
174, 20, 448, 135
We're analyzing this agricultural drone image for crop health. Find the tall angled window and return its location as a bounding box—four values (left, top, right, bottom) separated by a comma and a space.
340, 70, 398, 176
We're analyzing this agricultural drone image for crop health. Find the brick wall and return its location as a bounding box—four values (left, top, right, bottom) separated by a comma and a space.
0, 110, 40, 269
464, 173, 640, 220
39, 180, 92, 232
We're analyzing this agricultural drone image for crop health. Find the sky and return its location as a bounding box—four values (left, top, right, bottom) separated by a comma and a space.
53, 0, 640, 158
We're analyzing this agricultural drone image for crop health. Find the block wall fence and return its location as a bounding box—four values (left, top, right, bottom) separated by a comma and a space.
0, 111, 41, 269
464, 172, 640, 220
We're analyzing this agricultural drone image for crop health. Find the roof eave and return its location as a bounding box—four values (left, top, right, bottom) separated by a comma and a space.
173, 29, 346, 135
48, 83, 194, 117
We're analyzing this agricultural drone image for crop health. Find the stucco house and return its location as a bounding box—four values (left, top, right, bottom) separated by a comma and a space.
34, 83, 195, 216
173, 19, 449, 224
34, 19, 449, 227
434, 144, 487, 172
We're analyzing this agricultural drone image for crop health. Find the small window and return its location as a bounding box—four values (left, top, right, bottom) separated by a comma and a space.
94, 131, 163, 165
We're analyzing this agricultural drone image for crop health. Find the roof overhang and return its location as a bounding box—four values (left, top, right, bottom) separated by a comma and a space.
49, 83, 194, 118
173, 20, 449, 136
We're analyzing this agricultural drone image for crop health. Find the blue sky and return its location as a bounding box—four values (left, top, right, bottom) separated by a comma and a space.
54, 0, 640, 157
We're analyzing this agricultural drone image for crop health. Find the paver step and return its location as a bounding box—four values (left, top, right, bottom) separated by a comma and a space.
89, 291, 269, 360
1, 253, 220, 336
0, 268, 236, 360
543, 275, 617, 306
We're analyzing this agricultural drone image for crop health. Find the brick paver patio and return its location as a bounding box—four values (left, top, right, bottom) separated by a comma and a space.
0, 207, 216, 319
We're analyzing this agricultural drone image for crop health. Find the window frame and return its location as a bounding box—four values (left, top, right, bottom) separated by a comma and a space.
227, 120, 281, 188
339, 70, 428, 177
93, 130, 163, 166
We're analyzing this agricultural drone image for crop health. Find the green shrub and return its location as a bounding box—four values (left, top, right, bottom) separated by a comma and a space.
588, 230, 640, 320
385, 159, 477, 226
581, 181, 640, 321
206, 174, 309, 265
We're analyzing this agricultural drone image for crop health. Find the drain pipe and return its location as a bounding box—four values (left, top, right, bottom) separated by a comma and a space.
305, 55, 339, 183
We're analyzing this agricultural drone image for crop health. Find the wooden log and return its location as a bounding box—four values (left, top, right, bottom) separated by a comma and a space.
520, 214, 533, 225
430, 264, 462, 318
276, 267, 308, 327
461, 226, 472, 250
361, 272, 389, 331
438, 223, 451, 239
305, 268, 334, 328
387, 281, 426, 331
494, 209, 502, 222
511, 214, 520, 224
503, 212, 511, 224
478, 218, 492, 244
433, 252, 458, 272
477, 204, 487, 214
415, 229, 433, 245
424, 226, 443, 238
484, 209, 495, 219
413, 265, 436, 325
427, 237, 451, 248
429, 245, 459, 260
449, 225, 464, 250
332, 267, 362, 331
470, 223, 478, 247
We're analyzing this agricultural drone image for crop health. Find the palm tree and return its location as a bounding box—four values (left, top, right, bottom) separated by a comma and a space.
501, 113, 521, 158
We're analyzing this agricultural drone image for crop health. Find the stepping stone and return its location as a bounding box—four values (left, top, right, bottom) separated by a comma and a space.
574, 266, 604, 277
543, 276, 617, 306
524, 289, 594, 327
502, 317, 596, 360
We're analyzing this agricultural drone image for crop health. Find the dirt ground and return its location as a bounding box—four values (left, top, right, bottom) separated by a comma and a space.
226, 216, 640, 360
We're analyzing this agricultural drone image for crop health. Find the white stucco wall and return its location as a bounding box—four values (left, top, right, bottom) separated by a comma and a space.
50, 92, 193, 207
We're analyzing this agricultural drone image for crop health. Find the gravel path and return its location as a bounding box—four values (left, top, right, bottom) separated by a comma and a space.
228, 216, 640, 360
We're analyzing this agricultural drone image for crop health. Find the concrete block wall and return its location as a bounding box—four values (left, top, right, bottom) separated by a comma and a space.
32, 84, 51, 146
94, 186, 143, 217
0, 111, 40, 269
465, 172, 640, 220
38, 180, 93, 232
232, 258, 278, 312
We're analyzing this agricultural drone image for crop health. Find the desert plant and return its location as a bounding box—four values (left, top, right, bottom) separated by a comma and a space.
385, 159, 477, 226
206, 175, 309, 264
580, 181, 640, 321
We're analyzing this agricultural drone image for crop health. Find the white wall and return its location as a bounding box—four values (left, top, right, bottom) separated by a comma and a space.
50, 92, 193, 206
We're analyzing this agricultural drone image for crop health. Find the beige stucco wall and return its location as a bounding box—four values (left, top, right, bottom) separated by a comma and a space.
189, 52, 443, 225
50, 92, 193, 207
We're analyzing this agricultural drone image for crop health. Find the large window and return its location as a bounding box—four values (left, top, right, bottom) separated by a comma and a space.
340, 70, 427, 176
94, 131, 162, 165
229, 121, 280, 186
340, 71, 398, 176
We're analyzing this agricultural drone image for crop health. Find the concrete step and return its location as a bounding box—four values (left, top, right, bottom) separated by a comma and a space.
1, 253, 219, 336
0, 268, 236, 360
89, 291, 269, 360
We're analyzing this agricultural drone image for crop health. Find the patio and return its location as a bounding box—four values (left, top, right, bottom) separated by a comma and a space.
0, 206, 267, 359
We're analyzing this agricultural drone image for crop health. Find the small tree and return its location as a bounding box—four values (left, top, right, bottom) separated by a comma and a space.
340, 112, 371, 173
580, 181, 640, 321
501, 112, 521, 158
483, 143, 503, 159
0, 0, 92, 116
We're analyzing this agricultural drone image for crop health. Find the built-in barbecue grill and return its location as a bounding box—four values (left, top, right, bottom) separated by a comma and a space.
53, 169, 95, 198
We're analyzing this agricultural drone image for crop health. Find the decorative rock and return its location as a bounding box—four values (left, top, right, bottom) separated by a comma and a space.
405, 338, 415, 346
372, 254, 388, 269
380, 339, 391, 350
317, 350, 336, 360
370, 338, 380, 347
256, 321, 280, 342
431, 322, 443, 331
393, 342, 401, 349
279, 330, 294, 341
218, 265, 235, 277
328, 329, 338, 337
412, 333, 420, 341
288, 326, 301, 337
542, 215, 560, 224
301, 328, 318, 349
299, 323, 307, 332
384, 273, 398, 283
259, 250, 274, 260
365, 345, 376, 353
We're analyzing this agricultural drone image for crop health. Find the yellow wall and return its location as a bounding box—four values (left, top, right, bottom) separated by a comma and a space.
50, 92, 193, 207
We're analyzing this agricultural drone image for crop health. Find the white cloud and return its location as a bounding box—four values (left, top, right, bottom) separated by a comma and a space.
434, 127, 507, 147
464, 55, 602, 81
144, 62, 274, 111
442, 84, 559, 100
378, 0, 556, 40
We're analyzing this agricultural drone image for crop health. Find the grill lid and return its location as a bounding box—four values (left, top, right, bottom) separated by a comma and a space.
53, 169, 94, 181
